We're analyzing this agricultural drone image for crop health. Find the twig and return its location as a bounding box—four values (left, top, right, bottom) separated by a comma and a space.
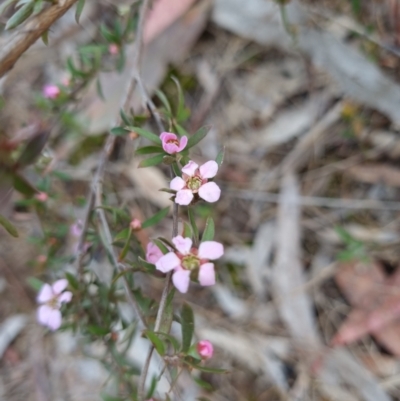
0, 0, 79, 77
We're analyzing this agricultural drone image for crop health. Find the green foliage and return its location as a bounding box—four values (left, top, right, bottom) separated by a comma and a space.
186, 126, 210, 149
0, 214, 18, 237
201, 217, 215, 242
181, 303, 194, 353
335, 226, 368, 262
141, 207, 170, 229
75, 0, 85, 23
5, 1, 34, 30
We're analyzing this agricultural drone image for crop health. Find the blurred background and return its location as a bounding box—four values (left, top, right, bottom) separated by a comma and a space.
2, 0, 400, 400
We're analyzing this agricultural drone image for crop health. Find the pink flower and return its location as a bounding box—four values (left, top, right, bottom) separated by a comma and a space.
146, 242, 164, 264
197, 340, 214, 359
37, 279, 72, 331
155, 235, 224, 293
109, 43, 119, 55
160, 132, 188, 154
35, 192, 48, 202
130, 218, 142, 230
42, 85, 60, 99
70, 219, 83, 237
170, 160, 221, 205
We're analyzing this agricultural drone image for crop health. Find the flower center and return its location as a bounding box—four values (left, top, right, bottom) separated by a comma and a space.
47, 297, 59, 309
167, 139, 179, 146
187, 176, 202, 191
181, 255, 200, 270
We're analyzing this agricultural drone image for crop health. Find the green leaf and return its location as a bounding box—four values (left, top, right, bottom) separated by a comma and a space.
193, 377, 214, 391
13, 174, 36, 197
138, 153, 165, 168
0, 214, 18, 237
183, 221, 192, 239
216, 147, 225, 167
41, 30, 49, 46
110, 127, 129, 136
113, 227, 130, 243
159, 288, 175, 335
188, 208, 199, 246
118, 228, 132, 262
65, 272, 79, 290
135, 145, 163, 155
87, 325, 109, 336
120, 109, 131, 126
75, 0, 85, 23
100, 24, 118, 43
181, 303, 194, 353
96, 78, 105, 100
5, 1, 34, 30
152, 239, 170, 255
125, 126, 161, 144
144, 330, 165, 356
27, 277, 44, 292
137, 257, 156, 273
184, 359, 227, 373
186, 126, 210, 149
172, 162, 182, 177
17, 131, 50, 167
142, 206, 170, 229
101, 394, 124, 401
155, 90, 172, 115
175, 123, 189, 137
156, 331, 180, 351
171, 76, 190, 123
201, 217, 215, 242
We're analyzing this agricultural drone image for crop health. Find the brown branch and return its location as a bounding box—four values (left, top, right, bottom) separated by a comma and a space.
0, 0, 79, 77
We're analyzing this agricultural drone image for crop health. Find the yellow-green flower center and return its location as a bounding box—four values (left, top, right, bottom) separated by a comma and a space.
182, 255, 200, 270
187, 176, 202, 191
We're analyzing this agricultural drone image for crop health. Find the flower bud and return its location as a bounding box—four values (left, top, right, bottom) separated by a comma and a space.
130, 218, 142, 230
197, 340, 214, 360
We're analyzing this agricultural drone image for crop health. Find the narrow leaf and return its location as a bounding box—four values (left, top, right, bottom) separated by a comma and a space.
0, 0, 16, 16
188, 208, 199, 246
118, 227, 132, 262
0, 214, 18, 237
216, 147, 225, 167
138, 154, 164, 168
110, 127, 129, 136
126, 126, 161, 144
155, 90, 172, 115
41, 30, 49, 46
172, 162, 182, 177
145, 330, 165, 356
152, 239, 169, 255
184, 360, 227, 374
181, 303, 194, 353
27, 277, 44, 291
96, 78, 105, 100
141, 206, 170, 229
201, 217, 215, 242
135, 146, 163, 155
113, 227, 130, 243
75, 0, 85, 23
156, 331, 180, 351
183, 221, 192, 239
137, 257, 156, 273
120, 109, 131, 126
5, 1, 34, 30
13, 174, 36, 197
16, 131, 50, 167
186, 126, 210, 149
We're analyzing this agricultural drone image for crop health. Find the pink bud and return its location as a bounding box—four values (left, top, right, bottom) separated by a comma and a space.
43, 85, 60, 99
130, 218, 142, 230
197, 340, 214, 359
35, 192, 48, 202
109, 43, 119, 55
37, 255, 47, 264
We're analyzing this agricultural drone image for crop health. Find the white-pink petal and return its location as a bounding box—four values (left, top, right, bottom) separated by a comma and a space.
172, 236, 192, 255
52, 279, 68, 295
198, 241, 224, 260
37, 304, 53, 325
198, 182, 221, 203
182, 161, 199, 177
170, 176, 186, 191
198, 263, 215, 286
46, 309, 62, 331
155, 252, 181, 273
199, 161, 218, 179
58, 291, 73, 304
37, 284, 53, 303
175, 189, 194, 205
172, 269, 191, 293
